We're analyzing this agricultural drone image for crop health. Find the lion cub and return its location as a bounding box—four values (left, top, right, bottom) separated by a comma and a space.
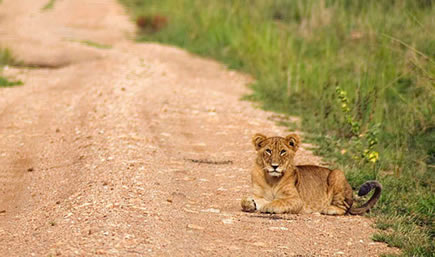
241, 133, 382, 215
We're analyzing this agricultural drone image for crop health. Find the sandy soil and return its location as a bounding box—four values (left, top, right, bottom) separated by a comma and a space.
0, 0, 398, 256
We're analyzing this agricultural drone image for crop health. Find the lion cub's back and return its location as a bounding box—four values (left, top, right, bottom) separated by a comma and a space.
296, 165, 333, 213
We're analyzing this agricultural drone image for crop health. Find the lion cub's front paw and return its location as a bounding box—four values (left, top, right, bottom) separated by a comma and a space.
260, 203, 290, 214
241, 196, 257, 212
260, 204, 278, 214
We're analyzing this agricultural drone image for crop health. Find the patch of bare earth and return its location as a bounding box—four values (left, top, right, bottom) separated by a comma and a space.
0, 0, 399, 256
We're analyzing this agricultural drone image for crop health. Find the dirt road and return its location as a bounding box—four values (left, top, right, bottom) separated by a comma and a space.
0, 1, 397, 256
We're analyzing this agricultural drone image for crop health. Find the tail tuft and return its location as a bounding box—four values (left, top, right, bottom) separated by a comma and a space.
357, 180, 382, 196
358, 182, 373, 196
349, 180, 382, 215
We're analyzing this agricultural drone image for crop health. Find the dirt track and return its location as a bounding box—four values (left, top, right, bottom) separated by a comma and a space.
0, 1, 398, 256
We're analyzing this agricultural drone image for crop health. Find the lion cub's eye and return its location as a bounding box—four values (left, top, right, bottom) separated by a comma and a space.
265, 149, 272, 155
280, 150, 287, 156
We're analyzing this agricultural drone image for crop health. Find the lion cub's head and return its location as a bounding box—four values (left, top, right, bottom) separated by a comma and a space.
252, 133, 300, 177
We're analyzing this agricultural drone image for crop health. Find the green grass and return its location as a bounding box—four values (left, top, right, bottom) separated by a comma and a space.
0, 49, 23, 87
77, 40, 112, 49
119, 0, 434, 256
0, 77, 22, 88
0, 48, 16, 66
41, 0, 56, 11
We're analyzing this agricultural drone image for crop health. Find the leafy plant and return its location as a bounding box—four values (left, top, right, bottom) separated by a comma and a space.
0, 49, 23, 87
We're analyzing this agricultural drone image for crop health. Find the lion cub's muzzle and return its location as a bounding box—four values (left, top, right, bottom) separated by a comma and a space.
267, 163, 284, 177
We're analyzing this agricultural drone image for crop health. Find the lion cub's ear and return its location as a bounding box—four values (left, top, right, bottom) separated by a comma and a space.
252, 133, 267, 151
285, 133, 300, 151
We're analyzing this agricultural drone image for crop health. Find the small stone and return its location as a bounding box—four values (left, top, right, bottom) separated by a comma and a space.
96, 249, 106, 254
183, 208, 199, 214
251, 242, 265, 247
229, 245, 240, 251
27, 167, 34, 172
222, 218, 233, 224
201, 208, 220, 213
187, 224, 204, 230
269, 227, 288, 231
335, 251, 345, 255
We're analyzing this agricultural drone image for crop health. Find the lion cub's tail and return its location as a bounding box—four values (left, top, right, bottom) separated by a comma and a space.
348, 180, 382, 215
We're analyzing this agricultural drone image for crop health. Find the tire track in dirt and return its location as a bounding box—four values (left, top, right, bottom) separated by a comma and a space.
0, 0, 398, 256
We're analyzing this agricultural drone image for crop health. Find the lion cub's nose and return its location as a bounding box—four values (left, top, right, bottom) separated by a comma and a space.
271, 164, 279, 170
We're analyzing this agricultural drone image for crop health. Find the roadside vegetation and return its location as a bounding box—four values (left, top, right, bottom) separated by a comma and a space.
119, 0, 434, 256
77, 40, 112, 49
41, 0, 57, 11
0, 49, 22, 88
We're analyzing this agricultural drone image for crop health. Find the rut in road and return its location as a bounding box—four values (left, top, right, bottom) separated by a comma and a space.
0, 0, 398, 256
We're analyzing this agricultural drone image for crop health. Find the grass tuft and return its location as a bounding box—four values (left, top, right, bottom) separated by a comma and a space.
0, 77, 22, 88
0, 49, 23, 88
0, 48, 17, 66
41, 0, 56, 11
77, 40, 112, 49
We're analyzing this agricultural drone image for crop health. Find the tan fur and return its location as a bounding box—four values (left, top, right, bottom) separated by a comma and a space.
241, 133, 381, 215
